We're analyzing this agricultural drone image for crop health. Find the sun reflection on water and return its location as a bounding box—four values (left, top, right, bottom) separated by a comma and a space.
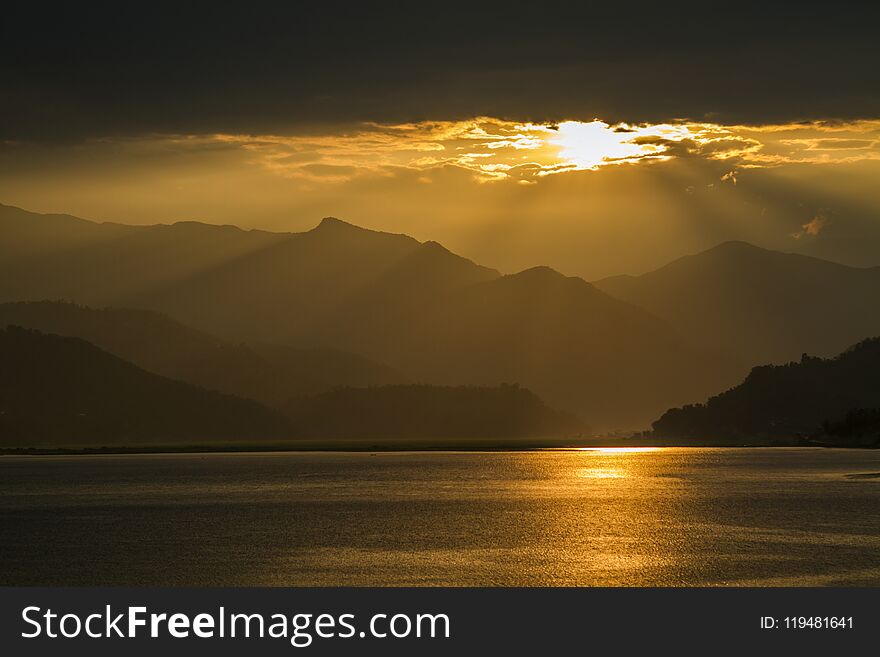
574, 447, 664, 479
576, 467, 625, 479
578, 447, 664, 454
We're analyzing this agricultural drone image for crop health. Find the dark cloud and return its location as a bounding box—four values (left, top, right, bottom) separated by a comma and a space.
2, 1, 879, 141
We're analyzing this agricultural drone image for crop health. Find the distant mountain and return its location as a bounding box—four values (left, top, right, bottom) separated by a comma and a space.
0, 203, 739, 429
651, 337, 880, 445
0, 203, 286, 308
248, 342, 404, 397
594, 240, 880, 365
0, 300, 403, 404
311, 238, 503, 360
127, 217, 500, 344
286, 383, 585, 440
0, 326, 291, 447
0, 327, 587, 447
346, 265, 738, 430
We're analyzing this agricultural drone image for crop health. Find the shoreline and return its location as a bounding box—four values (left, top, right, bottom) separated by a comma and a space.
1, 440, 874, 456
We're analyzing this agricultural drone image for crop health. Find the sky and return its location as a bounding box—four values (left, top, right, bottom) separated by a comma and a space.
2, 2, 879, 279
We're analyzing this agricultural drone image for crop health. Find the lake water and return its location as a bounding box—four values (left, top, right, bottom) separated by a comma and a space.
1, 448, 879, 586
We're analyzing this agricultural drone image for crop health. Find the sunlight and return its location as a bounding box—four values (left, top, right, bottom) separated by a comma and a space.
576, 467, 626, 479
550, 120, 653, 169
196, 118, 880, 186
579, 447, 664, 454
573, 447, 664, 479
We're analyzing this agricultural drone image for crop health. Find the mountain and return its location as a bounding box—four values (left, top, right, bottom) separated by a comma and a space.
0, 203, 286, 308
0, 205, 498, 343
0, 326, 291, 447
340, 265, 738, 429
286, 383, 585, 440
126, 217, 500, 344
0, 327, 587, 447
248, 342, 404, 397
0, 300, 403, 404
651, 337, 880, 444
311, 238, 502, 357
821, 408, 880, 444
0, 203, 738, 429
594, 240, 880, 365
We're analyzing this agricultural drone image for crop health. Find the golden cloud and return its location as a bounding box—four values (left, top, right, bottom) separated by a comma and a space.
143, 118, 880, 184
792, 214, 829, 240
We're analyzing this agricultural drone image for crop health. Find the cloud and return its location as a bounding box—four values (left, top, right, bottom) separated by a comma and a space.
7, 117, 879, 192
804, 139, 876, 150
204, 118, 880, 184
3, 5, 880, 142
792, 214, 829, 240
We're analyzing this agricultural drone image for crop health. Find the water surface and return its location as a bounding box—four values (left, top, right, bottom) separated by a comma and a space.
1, 448, 879, 586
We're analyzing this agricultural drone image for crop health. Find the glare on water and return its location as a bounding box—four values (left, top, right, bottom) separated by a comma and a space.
1, 448, 879, 587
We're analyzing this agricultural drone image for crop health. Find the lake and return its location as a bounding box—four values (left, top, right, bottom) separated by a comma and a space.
1, 448, 879, 586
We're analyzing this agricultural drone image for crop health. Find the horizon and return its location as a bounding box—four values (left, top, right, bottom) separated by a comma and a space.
4, 201, 878, 281
4, 119, 878, 281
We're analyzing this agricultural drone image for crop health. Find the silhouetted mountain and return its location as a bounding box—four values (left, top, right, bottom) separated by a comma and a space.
0, 204, 738, 429
345, 265, 738, 429
594, 240, 880, 365
249, 341, 404, 396
313, 238, 501, 356
651, 338, 880, 444
286, 384, 585, 439
820, 408, 880, 445
0, 327, 588, 447
127, 216, 498, 344
0, 326, 291, 447
0, 203, 286, 307
0, 300, 403, 404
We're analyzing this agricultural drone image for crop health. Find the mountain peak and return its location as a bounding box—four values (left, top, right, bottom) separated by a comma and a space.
165, 220, 247, 234
420, 239, 450, 253
497, 266, 601, 295
713, 239, 761, 250
690, 240, 859, 272
510, 265, 569, 282
305, 217, 424, 253
704, 240, 767, 257
314, 216, 361, 231
310, 216, 414, 240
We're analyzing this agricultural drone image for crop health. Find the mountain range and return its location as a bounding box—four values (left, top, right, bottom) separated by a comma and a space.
3, 202, 879, 432
287, 383, 585, 440
0, 300, 402, 404
0, 326, 290, 446
594, 240, 880, 365
0, 325, 580, 448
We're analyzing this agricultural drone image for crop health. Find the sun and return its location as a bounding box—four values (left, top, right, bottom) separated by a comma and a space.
549, 120, 651, 169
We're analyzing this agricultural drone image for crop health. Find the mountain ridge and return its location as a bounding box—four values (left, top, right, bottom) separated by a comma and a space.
593, 237, 880, 365
651, 337, 880, 445
0, 300, 404, 405
0, 325, 291, 447
9, 202, 870, 429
